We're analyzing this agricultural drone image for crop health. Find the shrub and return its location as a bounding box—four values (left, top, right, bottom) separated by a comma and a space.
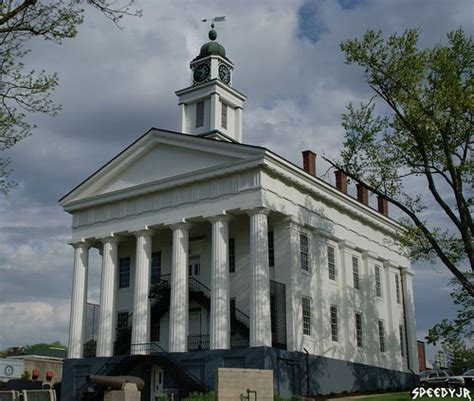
182, 392, 215, 401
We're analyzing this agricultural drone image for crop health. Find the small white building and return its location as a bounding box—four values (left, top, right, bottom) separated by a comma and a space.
60, 26, 419, 400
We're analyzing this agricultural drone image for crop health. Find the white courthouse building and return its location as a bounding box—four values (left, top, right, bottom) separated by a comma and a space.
60, 26, 419, 400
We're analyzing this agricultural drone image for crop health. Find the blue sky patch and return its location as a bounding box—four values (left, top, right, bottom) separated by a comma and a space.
297, 1, 329, 44
337, 0, 367, 10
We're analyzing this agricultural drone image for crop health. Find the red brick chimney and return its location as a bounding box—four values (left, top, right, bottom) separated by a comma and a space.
302, 150, 316, 176
377, 195, 389, 217
356, 183, 369, 206
335, 170, 348, 194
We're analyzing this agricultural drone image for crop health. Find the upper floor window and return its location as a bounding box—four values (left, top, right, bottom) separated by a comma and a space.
352, 256, 360, 290
118, 257, 130, 288
355, 313, 363, 348
196, 101, 204, 128
221, 102, 228, 129
151, 251, 161, 283
395, 274, 401, 304
330, 305, 338, 342
328, 246, 336, 280
302, 297, 311, 335
378, 320, 386, 353
375, 265, 382, 297
229, 238, 235, 273
268, 231, 275, 267
300, 234, 309, 272
399, 325, 405, 357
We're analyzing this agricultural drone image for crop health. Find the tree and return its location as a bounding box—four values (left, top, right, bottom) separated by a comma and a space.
426, 275, 474, 374
326, 29, 473, 295
0, 0, 142, 194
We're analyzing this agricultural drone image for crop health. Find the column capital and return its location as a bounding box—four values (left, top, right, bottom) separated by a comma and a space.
132, 228, 154, 238
99, 235, 121, 245
208, 214, 232, 224
69, 240, 91, 250
168, 221, 192, 231
246, 207, 270, 217
399, 266, 414, 276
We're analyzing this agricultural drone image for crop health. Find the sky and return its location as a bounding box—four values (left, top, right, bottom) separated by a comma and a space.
0, 0, 471, 364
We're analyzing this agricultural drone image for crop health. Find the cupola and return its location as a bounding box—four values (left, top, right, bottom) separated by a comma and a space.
175, 18, 247, 143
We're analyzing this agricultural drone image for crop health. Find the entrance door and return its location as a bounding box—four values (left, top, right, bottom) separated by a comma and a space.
150, 366, 164, 399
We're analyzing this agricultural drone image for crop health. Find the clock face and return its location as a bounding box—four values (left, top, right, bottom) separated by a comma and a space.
193, 63, 210, 83
219, 64, 231, 84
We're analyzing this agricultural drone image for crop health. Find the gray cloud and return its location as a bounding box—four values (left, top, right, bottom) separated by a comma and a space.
0, 0, 469, 353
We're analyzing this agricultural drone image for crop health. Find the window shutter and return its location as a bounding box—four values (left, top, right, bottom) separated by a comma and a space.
196, 101, 204, 128
221, 102, 228, 129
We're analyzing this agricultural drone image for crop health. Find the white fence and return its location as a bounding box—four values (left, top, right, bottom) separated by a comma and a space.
0, 390, 56, 401
0, 391, 20, 401
22, 390, 56, 401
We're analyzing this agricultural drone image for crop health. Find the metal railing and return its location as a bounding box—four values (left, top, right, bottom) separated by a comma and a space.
187, 334, 210, 351
129, 342, 207, 391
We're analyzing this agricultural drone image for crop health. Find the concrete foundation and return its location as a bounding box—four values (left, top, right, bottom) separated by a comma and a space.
61, 347, 418, 401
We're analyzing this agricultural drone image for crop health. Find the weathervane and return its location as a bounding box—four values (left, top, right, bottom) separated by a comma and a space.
201, 16, 226, 30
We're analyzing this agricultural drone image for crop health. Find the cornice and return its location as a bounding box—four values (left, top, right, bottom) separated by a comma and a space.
62, 156, 264, 212
260, 152, 404, 235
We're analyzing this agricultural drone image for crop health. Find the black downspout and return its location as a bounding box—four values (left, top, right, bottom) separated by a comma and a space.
400, 268, 417, 389
304, 348, 310, 396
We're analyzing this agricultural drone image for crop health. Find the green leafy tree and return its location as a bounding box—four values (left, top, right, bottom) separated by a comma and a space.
326, 29, 473, 295
426, 275, 474, 373
0, 0, 142, 194
21, 370, 30, 380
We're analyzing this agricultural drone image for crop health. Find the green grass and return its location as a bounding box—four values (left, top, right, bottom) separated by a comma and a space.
356, 389, 472, 401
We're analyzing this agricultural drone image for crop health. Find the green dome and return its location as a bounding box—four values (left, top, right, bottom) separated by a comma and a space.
192, 28, 228, 61
197, 41, 226, 59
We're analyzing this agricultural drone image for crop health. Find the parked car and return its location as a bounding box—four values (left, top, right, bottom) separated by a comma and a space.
448, 368, 474, 388
420, 369, 464, 388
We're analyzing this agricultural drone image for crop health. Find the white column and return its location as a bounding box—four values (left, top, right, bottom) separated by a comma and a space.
235, 107, 243, 142
209, 93, 219, 131
248, 209, 272, 347
401, 268, 419, 372
179, 103, 186, 133
131, 230, 152, 354
68, 242, 90, 359
96, 237, 119, 357
168, 223, 190, 352
209, 215, 231, 350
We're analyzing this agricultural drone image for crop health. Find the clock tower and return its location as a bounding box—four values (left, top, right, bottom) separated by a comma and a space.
175, 25, 246, 142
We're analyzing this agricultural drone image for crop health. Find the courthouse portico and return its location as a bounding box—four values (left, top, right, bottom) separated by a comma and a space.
67, 204, 277, 358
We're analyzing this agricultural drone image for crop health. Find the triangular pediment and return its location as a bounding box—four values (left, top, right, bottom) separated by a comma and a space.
60, 128, 264, 206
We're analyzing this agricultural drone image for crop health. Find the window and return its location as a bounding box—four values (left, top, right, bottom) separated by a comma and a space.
117, 311, 129, 329
378, 320, 385, 353
395, 274, 401, 304
221, 102, 227, 129
188, 255, 200, 277
229, 238, 235, 273
300, 234, 309, 271
352, 256, 360, 289
375, 265, 382, 297
151, 251, 161, 283
328, 246, 336, 280
151, 321, 160, 342
355, 313, 363, 348
330, 305, 338, 342
399, 325, 405, 357
196, 101, 204, 128
268, 231, 275, 267
302, 297, 311, 335
118, 257, 130, 288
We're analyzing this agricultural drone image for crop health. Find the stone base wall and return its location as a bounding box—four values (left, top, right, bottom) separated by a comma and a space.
61, 347, 418, 401
215, 368, 273, 401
